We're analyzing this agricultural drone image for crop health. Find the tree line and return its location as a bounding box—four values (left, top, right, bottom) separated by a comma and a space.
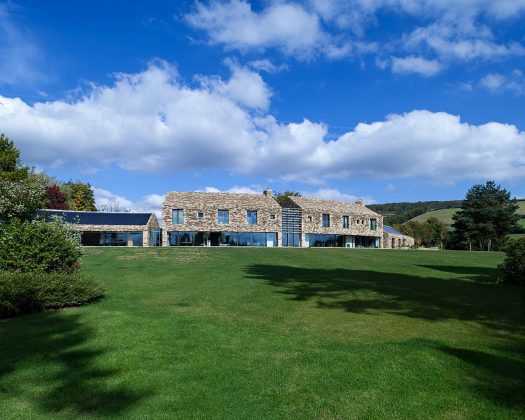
0, 133, 96, 223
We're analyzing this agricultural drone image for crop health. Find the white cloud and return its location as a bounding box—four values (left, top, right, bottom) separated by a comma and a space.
1, 63, 525, 184
247, 59, 288, 74
196, 62, 272, 110
94, 188, 165, 221
390, 56, 442, 77
300, 188, 376, 204
200, 185, 260, 194
186, 0, 326, 57
184, 1, 525, 76
480, 71, 524, 95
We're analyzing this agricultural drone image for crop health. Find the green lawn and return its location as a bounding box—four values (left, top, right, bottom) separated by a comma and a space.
410, 208, 458, 226
1, 248, 524, 418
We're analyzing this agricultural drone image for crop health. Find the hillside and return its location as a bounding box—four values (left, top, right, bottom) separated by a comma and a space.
368, 200, 463, 225
370, 199, 525, 228
408, 200, 525, 233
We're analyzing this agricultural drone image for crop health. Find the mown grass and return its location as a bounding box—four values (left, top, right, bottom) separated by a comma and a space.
0, 248, 523, 418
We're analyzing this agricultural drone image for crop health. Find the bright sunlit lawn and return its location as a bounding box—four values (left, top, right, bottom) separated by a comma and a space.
0, 248, 523, 418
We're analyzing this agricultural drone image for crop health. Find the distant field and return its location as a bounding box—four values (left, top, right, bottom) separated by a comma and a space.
410, 208, 458, 226
0, 248, 523, 418
410, 200, 525, 229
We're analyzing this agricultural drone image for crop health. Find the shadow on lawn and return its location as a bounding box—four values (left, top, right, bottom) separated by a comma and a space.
245, 264, 524, 331
0, 311, 149, 416
245, 264, 525, 409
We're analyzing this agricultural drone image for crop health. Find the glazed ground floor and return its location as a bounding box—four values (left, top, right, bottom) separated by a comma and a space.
164, 231, 381, 248
81, 230, 161, 247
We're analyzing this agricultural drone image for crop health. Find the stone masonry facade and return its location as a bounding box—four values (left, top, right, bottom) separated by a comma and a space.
383, 231, 415, 249
162, 190, 282, 246
283, 196, 384, 246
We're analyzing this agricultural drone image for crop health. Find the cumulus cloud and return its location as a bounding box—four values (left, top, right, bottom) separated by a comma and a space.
184, 1, 525, 75
390, 56, 442, 77
94, 188, 165, 220
196, 62, 272, 110
1, 63, 524, 184
186, 0, 329, 58
300, 188, 376, 204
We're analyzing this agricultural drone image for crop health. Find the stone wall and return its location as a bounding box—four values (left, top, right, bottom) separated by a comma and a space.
383, 231, 415, 249
162, 192, 282, 246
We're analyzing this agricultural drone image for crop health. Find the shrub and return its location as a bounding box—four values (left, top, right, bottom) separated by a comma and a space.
0, 217, 81, 273
499, 238, 525, 284
0, 271, 104, 318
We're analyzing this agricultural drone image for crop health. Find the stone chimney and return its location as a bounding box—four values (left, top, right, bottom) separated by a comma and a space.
355, 199, 364, 206
263, 188, 273, 197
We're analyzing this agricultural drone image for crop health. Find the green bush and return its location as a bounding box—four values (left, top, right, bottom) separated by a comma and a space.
0, 218, 82, 273
0, 271, 104, 318
499, 238, 525, 284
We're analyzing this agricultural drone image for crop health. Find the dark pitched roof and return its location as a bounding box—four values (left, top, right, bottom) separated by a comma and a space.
384, 225, 402, 235
36, 210, 153, 226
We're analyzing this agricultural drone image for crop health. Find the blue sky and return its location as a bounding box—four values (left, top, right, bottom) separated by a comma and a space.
1, 0, 524, 214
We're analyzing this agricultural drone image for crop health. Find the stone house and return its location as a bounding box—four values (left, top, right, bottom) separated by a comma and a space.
162, 190, 282, 247
282, 196, 384, 248
383, 225, 415, 249
37, 210, 160, 246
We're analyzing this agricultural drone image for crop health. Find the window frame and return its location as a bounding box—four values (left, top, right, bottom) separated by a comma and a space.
322, 213, 330, 228
218, 209, 229, 225
342, 215, 349, 229
246, 210, 257, 225
172, 208, 184, 225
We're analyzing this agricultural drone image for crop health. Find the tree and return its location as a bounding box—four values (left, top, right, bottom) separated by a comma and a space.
0, 133, 30, 182
426, 217, 449, 250
452, 181, 519, 251
498, 238, 525, 284
43, 184, 69, 210
63, 181, 97, 211
0, 134, 45, 222
274, 191, 301, 206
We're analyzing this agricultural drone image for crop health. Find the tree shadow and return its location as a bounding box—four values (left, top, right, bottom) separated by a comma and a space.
244, 265, 525, 331
245, 264, 525, 409
438, 342, 525, 409
417, 264, 500, 283
0, 311, 150, 415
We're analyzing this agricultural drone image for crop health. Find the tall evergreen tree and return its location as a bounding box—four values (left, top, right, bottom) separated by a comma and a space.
452, 181, 519, 251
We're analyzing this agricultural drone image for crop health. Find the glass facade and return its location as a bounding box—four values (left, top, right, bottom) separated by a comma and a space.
81, 231, 144, 246
168, 231, 277, 247
246, 210, 257, 225
218, 209, 229, 224
322, 214, 330, 227
305, 234, 380, 248
172, 209, 184, 224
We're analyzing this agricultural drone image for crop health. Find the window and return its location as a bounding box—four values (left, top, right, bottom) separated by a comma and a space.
370, 218, 377, 231
247, 210, 257, 225
307, 216, 312, 222
218, 209, 229, 224
342, 215, 349, 228
172, 209, 184, 224
322, 214, 330, 228
197, 212, 204, 219
269, 214, 276, 220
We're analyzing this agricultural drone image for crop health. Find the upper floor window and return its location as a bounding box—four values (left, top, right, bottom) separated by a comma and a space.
370, 218, 377, 231
218, 209, 229, 224
172, 209, 184, 224
197, 212, 204, 219
247, 210, 257, 225
269, 214, 276, 220
342, 215, 349, 228
322, 214, 330, 228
